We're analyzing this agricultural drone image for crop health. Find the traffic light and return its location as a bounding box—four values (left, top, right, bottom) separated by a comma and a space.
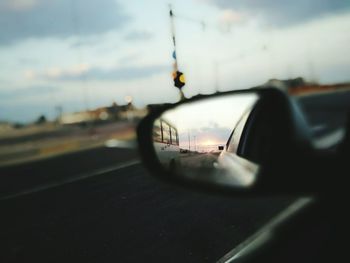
173, 71, 185, 89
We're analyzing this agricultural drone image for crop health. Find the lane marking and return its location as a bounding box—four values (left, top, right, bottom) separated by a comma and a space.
216, 197, 312, 263
39, 141, 79, 156
104, 139, 136, 149
0, 160, 140, 201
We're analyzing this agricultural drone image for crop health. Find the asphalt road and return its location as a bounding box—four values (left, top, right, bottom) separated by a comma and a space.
0, 147, 294, 263
0, 89, 349, 263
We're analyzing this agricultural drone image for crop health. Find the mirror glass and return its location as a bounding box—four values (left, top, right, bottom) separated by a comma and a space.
152, 93, 260, 188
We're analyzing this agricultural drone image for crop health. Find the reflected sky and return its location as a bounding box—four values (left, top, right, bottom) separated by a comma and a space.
161, 93, 258, 150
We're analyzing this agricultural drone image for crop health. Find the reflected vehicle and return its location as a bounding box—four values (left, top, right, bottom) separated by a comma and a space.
151, 93, 261, 187
215, 107, 260, 188
153, 118, 180, 169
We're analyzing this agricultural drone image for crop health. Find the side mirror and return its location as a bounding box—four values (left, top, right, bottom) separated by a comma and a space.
137, 87, 347, 195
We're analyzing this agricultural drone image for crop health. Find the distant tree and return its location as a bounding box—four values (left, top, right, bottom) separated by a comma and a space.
13, 123, 24, 129
36, 115, 47, 125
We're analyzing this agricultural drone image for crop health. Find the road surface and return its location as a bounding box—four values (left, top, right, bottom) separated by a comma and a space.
0, 89, 349, 263
0, 147, 294, 263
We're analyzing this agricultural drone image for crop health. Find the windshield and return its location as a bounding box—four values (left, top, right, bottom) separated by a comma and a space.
1, 1, 349, 262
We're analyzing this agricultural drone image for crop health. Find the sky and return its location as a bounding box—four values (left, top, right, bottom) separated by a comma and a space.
161, 93, 258, 150
1, 0, 350, 122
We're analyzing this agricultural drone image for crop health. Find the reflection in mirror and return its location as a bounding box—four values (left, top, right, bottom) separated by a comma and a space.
152, 93, 260, 189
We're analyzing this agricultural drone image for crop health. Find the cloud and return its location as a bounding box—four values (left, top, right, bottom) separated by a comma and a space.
38, 64, 169, 81
70, 38, 100, 48
0, 0, 129, 45
17, 58, 38, 65
118, 52, 143, 64
0, 0, 39, 11
124, 30, 154, 41
209, 0, 350, 27
198, 125, 232, 141
179, 123, 232, 145
219, 9, 244, 24
0, 85, 60, 100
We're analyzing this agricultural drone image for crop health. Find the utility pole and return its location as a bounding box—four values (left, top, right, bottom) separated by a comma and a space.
169, 5, 177, 71
169, 5, 186, 101
193, 135, 197, 152
213, 61, 219, 93
188, 129, 191, 152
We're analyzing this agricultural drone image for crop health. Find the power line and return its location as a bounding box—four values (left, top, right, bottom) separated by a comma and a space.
173, 14, 207, 31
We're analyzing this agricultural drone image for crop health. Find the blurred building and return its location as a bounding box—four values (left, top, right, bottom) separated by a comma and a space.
264, 77, 350, 95
59, 102, 147, 125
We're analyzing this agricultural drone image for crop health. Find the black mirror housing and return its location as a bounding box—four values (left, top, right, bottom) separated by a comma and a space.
137, 87, 344, 196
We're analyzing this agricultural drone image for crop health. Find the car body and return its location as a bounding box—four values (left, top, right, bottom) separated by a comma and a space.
137, 87, 350, 262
